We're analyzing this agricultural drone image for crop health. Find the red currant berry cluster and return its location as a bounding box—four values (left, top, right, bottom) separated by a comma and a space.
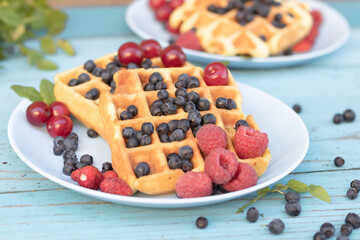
149, 0, 184, 23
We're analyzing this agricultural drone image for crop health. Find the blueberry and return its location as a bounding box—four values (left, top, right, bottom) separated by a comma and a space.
175, 96, 186, 107
110, 80, 116, 91
157, 123, 169, 135
333, 113, 343, 124
80, 154, 93, 166
268, 219, 285, 234
313, 232, 326, 240
168, 156, 182, 169
155, 81, 167, 90
226, 99, 237, 110
151, 99, 164, 108
157, 89, 169, 100
175, 79, 187, 89
179, 145, 193, 159
53, 136, 65, 148
150, 106, 162, 116
63, 150, 77, 162
64, 137, 78, 151
126, 137, 139, 148
178, 119, 190, 132
272, 20, 286, 28
350, 179, 360, 191
177, 73, 189, 84
160, 134, 170, 143
101, 70, 112, 85
92, 67, 104, 77
343, 109, 356, 122
293, 104, 302, 113
76, 162, 88, 170
187, 76, 200, 88
320, 223, 335, 238
144, 83, 155, 91
191, 124, 202, 137
211, 183, 218, 195
274, 13, 282, 21
284, 49, 293, 56
246, 207, 259, 223
140, 59, 152, 69
64, 157, 78, 167
346, 188, 358, 200
136, 130, 144, 141
285, 191, 300, 202
197, 98, 210, 111
85, 88, 100, 100
207, 4, 218, 12
165, 97, 175, 104
168, 120, 179, 132
216, 97, 228, 109
340, 223, 353, 236
140, 135, 152, 146
127, 62, 138, 69
235, 120, 249, 130
175, 87, 188, 98
120, 110, 133, 120
188, 109, 202, 127
67, 132, 78, 142
142, 122, 154, 136
135, 162, 150, 177
334, 156, 345, 167
181, 160, 193, 172
149, 72, 163, 84
285, 200, 301, 216
63, 164, 76, 176
102, 162, 113, 172
345, 213, 360, 229
217, 184, 229, 193
122, 127, 136, 139
78, 73, 91, 83
84, 60, 96, 72
196, 217, 208, 229
110, 67, 121, 76
127, 105, 138, 116
336, 235, 350, 240
53, 145, 64, 156
113, 55, 124, 67
68, 78, 79, 86
187, 91, 200, 103
259, 35, 267, 41
87, 129, 98, 138
162, 103, 177, 115
169, 129, 185, 142
106, 62, 117, 70
202, 113, 216, 125
184, 101, 196, 112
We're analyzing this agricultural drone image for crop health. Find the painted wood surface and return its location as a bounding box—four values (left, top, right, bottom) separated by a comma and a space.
1, 1, 359, 239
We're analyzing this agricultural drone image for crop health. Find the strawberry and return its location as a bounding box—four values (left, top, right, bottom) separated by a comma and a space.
292, 40, 312, 53
175, 30, 202, 51
311, 10, 323, 26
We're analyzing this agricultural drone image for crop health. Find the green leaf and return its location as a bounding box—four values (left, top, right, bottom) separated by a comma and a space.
46, 10, 67, 35
11, 24, 26, 41
39, 79, 55, 104
36, 58, 58, 70
40, 36, 57, 54
309, 184, 331, 203
11, 85, 42, 102
275, 183, 288, 191
29, 9, 47, 31
26, 49, 43, 65
220, 61, 230, 66
257, 187, 271, 196
0, 8, 22, 27
57, 39, 75, 56
287, 179, 310, 193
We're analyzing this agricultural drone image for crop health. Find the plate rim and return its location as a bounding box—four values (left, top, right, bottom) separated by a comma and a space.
125, 0, 350, 67
7, 83, 309, 208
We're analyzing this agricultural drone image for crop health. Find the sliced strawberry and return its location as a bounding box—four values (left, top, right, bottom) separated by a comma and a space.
292, 40, 312, 53
175, 30, 202, 51
311, 10, 323, 26
306, 26, 319, 43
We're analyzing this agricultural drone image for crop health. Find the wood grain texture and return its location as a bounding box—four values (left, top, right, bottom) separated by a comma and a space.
1, 2, 360, 239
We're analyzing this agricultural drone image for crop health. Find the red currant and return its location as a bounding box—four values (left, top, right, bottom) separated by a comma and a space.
166, 21, 180, 34
204, 62, 229, 86
160, 45, 186, 68
117, 42, 143, 66
170, 0, 184, 9
50, 101, 70, 117
26, 101, 52, 126
155, 4, 173, 22
46, 115, 73, 138
140, 39, 161, 58
149, 0, 166, 9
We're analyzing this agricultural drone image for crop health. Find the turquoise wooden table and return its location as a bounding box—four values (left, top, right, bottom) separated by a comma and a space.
1, 1, 360, 239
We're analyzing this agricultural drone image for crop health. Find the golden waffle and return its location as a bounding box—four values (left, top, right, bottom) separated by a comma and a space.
99, 67, 271, 195
54, 53, 192, 138
169, 0, 313, 57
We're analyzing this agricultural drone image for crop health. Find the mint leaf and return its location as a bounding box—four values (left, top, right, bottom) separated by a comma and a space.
39, 79, 55, 104
287, 179, 309, 193
11, 25, 26, 41
257, 187, 271, 196
11, 85, 42, 102
0, 8, 22, 27
36, 58, 58, 70
57, 39, 75, 56
46, 10, 67, 35
26, 49, 43, 65
40, 36, 57, 55
275, 183, 288, 191
309, 184, 331, 203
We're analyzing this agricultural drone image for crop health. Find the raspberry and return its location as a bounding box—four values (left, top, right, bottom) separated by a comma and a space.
234, 126, 268, 159
223, 163, 258, 192
77, 166, 104, 190
103, 170, 118, 179
311, 10, 323, 26
100, 177, 133, 196
71, 169, 81, 181
175, 30, 202, 51
175, 172, 212, 198
204, 148, 239, 184
196, 124, 227, 155
292, 40, 312, 53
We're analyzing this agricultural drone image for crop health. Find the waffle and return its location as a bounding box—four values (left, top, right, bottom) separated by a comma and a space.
169, 0, 313, 57
98, 67, 271, 195
54, 53, 192, 138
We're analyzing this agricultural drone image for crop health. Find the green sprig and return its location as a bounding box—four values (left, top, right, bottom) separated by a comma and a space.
11, 79, 55, 104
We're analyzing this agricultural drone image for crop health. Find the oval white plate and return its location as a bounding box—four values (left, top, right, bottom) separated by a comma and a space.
126, 0, 350, 69
8, 83, 309, 208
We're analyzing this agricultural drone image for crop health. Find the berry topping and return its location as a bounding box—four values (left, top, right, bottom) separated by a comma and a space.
320, 223, 335, 238
227, 99, 237, 110
100, 177, 133, 196
160, 45, 186, 68
102, 162, 113, 173
178, 119, 190, 132
195, 217, 208, 229
215, 97, 228, 109
139, 135, 152, 146
350, 179, 360, 191
126, 137, 139, 148
77, 166, 104, 189
160, 134, 170, 143
80, 154, 93, 166
187, 91, 199, 103
204, 148, 238, 184
155, 4, 173, 22
103, 170, 118, 179
157, 89, 169, 100
144, 83, 155, 91
246, 207, 259, 223
179, 145, 193, 159
202, 113, 216, 125
223, 162, 257, 192
340, 223, 353, 236
234, 126, 268, 159
197, 98, 210, 111
63, 164, 76, 176
142, 122, 154, 136
68, 78, 79, 86
78, 73, 90, 83
346, 188, 358, 200
71, 169, 81, 181
313, 232, 326, 240
118, 42, 143, 66
135, 162, 150, 177
196, 124, 227, 155
285, 200, 301, 216
149, 72, 164, 84
92, 67, 104, 77
235, 119, 249, 130
168, 155, 182, 169
181, 160, 193, 172
26, 101, 52, 126
169, 129, 186, 142
50, 101, 70, 117
120, 110, 133, 120
268, 219, 285, 234
175, 87, 187, 98
46, 115, 73, 138
157, 123, 169, 135
122, 127, 136, 139
170, 0, 184, 9
84, 60, 96, 72
85, 88, 100, 100
127, 105, 138, 116
345, 213, 360, 229
187, 76, 200, 88
140, 39, 161, 58
156, 81, 167, 90
149, 0, 166, 9
188, 109, 202, 127
175, 30, 202, 51
175, 172, 213, 198
204, 62, 229, 86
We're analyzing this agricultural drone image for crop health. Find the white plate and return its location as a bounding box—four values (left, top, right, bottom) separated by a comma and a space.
126, 0, 350, 69
8, 83, 309, 208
